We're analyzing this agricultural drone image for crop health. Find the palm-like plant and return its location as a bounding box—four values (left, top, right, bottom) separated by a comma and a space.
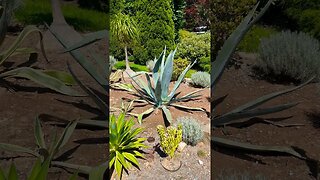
109, 113, 147, 179
127, 47, 206, 124
110, 12, 139, 75
211, 0, 316, 165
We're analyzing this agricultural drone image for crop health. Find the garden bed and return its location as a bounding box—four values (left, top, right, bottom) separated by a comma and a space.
213, 52, 320, 179
110, 75, 211, 179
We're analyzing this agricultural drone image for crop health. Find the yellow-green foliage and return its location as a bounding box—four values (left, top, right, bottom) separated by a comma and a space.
172, 57, 189, 81
157, 125, 182, 158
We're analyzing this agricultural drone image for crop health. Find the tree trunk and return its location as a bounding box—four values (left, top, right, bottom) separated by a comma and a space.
124, 46, 131, 71
51, 0, 67, 25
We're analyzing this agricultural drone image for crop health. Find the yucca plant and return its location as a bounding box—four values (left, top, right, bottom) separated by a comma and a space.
109, 113, 147, 179
211, 0, 316, 165
0, 0, 82, 96
127, 47, 206, 124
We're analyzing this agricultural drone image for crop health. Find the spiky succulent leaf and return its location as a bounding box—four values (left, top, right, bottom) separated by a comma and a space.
161, 49, 176, 99
0, 67, 83, 97
0, 25, 48, 65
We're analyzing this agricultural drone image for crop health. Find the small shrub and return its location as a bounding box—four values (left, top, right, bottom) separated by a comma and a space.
197, 150, 207, 158
109, 56, 117, 69
172, 57, 189, 81
157, 124, 182, 158
176, 30, 210, 64
199, 56, 210, 73
257, 30, 320, 82
146, 59, 155, 72
175, 116, 204, 146
191, 71, 210, 88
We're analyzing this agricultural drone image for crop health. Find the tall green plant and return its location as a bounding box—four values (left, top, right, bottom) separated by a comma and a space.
131, 0, 175, 65
110, 12, 139, 74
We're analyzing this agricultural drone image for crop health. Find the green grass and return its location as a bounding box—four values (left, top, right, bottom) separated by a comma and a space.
114, 61, 149, 72
114, 61, 197, 78
14, 0, 108, 32
238, 25, 278, 52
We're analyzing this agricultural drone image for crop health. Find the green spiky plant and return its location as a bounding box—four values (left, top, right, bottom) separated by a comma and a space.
0, 117, 107, 179
126, 47, 206, 124
0, 157, 79, 180
0, 0, 82, 96
211, 0, 316, 164
109, 113, 147, 179
0, 118, 78, 163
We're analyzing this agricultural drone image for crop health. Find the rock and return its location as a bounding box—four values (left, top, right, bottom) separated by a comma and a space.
197, 142, 205, 148
177, 142, 187, 152
198, 160, 204, 165
147, 137, 155, 143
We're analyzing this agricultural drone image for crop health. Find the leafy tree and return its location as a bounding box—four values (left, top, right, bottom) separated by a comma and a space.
210, 0, 256, 60
172, 0, 186, 42
184, 0, 209, 30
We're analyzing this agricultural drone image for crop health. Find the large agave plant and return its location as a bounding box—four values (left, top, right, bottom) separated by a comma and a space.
127, 47, 206, 124
211, 0, 317, 168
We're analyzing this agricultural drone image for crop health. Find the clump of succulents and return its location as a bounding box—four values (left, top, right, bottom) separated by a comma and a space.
157, 124, 182, 158
190, 71, 210, 88
175, 116, 204, 146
